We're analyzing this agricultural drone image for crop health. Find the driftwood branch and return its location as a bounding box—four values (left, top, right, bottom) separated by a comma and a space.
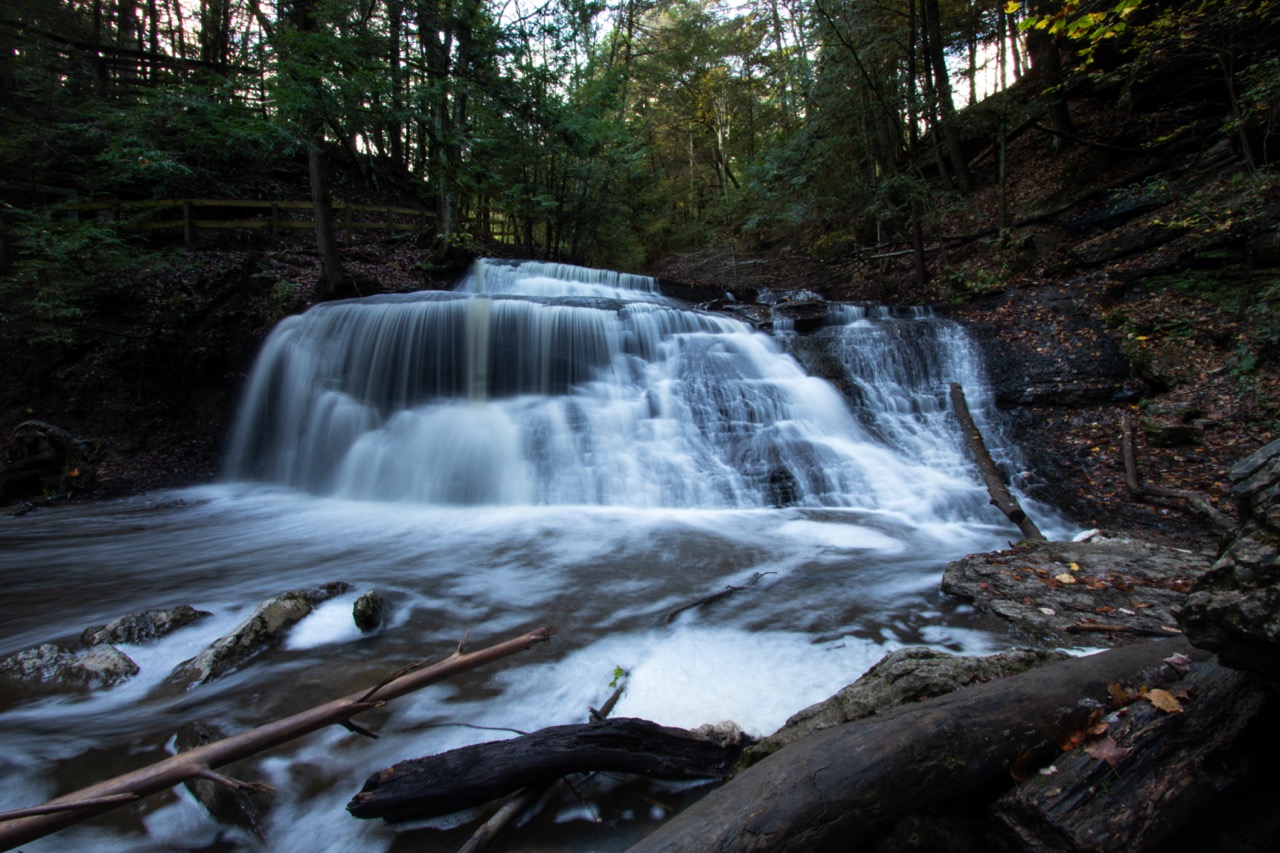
1121, 414, 1236, 532
627, 638, 1204, 852
349, 718, 743, 824
950, 383, 1046, 541
661, 572, 774, 624
0, 626, 553, 849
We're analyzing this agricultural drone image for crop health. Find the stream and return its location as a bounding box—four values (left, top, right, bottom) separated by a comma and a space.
0, 260, 1072, 851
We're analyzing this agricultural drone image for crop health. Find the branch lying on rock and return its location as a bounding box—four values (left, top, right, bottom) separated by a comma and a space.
0, 626, 552, 849
1121, 414, 1237, 532
950, 383, 1045, 541
625, 637, 1202, 852
348, 717, 746, 824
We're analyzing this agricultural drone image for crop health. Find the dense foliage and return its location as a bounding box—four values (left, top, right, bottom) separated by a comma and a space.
1, 0, 1277, 277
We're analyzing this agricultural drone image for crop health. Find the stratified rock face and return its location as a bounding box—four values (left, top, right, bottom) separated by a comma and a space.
0, 642, 139, 688
943, 539, 1207, 644
169, 582, 350, 687
81, 605, 213, 647
1178, 439, 1280, 682
741, 647, 1066, 765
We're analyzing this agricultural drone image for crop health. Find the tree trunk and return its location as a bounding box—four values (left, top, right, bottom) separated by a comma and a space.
1024, 0, 1073, 152
922, 0, 972, 192
626, 638, 1212, 852
308, 140, 347, 297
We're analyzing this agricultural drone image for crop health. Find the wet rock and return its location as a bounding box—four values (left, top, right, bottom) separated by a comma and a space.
81, 605, 213, 647
1141, 418, 1198, 447
771, 301, 827, 333
175, 720, 270, 838
1179, 438, 1280, 683
1143, 400, 1201, 422
352, 591, 384, 633
942, 539, 1209, 645
170, 582, 350, 687
742, 647, 1066, 765
766, 467, 799, 508
0, 642, 139, 688
704, 300, 772, 327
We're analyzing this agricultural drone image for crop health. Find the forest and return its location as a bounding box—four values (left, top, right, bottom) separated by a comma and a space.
3, 0, 1280, 851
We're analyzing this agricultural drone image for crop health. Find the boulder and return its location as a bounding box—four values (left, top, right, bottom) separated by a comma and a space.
1140, 418, 1198, 447
175, 720, 270, 838
81, 605, 213, 647
0, 642, 139, 689
741, 646, 1066, 765
352, 591, 384, 633
1178, 438, 1280, 683
169, 582, 350, 687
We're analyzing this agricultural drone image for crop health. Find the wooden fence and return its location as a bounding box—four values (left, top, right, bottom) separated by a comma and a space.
64, 198, 436, 245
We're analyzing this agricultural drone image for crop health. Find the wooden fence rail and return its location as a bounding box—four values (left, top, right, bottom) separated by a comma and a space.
63, 198, 437, 244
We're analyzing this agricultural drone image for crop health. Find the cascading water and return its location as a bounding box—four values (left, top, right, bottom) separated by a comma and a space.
0, 259, 1070, 852
223, 260, 1013, 522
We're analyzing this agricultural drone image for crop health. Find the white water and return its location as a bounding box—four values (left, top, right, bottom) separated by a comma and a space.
0, 260, 1071, 851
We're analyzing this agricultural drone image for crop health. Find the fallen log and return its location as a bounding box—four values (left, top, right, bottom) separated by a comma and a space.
455, 681, 627, 853
1121, 414, 1237, 532
950, 383, 1046, 541
0, 626, 552, 849
348, 717, 744, 824
626, 637, 1199, 852
993, 657, 1268, 850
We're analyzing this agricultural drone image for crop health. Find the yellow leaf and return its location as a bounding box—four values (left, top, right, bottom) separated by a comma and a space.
1136, 335, 1149, 340
1070, 562, 1081, 571
1147, 688, 1184, 713
1005, 1, 1020, 12
1054, 573, 1077, 584
1108, 681, 1129, 706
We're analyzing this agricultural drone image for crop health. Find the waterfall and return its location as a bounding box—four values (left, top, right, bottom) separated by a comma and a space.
224, 259, 1013, 523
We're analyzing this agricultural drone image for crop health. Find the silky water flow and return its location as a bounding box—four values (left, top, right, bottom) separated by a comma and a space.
0, 259, 1071, 851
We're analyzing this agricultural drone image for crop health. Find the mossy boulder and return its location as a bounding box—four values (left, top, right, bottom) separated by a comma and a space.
81, 604, 212, 646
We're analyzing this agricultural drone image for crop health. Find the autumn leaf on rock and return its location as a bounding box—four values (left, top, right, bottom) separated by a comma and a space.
1085, 734, 1132, 768
1146, 689, 1184, 713
1108, 681, 1130, 706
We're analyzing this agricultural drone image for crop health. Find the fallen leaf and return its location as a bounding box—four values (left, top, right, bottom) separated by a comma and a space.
1108, 681, 1130, 706
1069, 562, 1081, 571
1086, 734, 1132, 767
1055, 573, 1077, 584
1147, 689, 1184, 713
